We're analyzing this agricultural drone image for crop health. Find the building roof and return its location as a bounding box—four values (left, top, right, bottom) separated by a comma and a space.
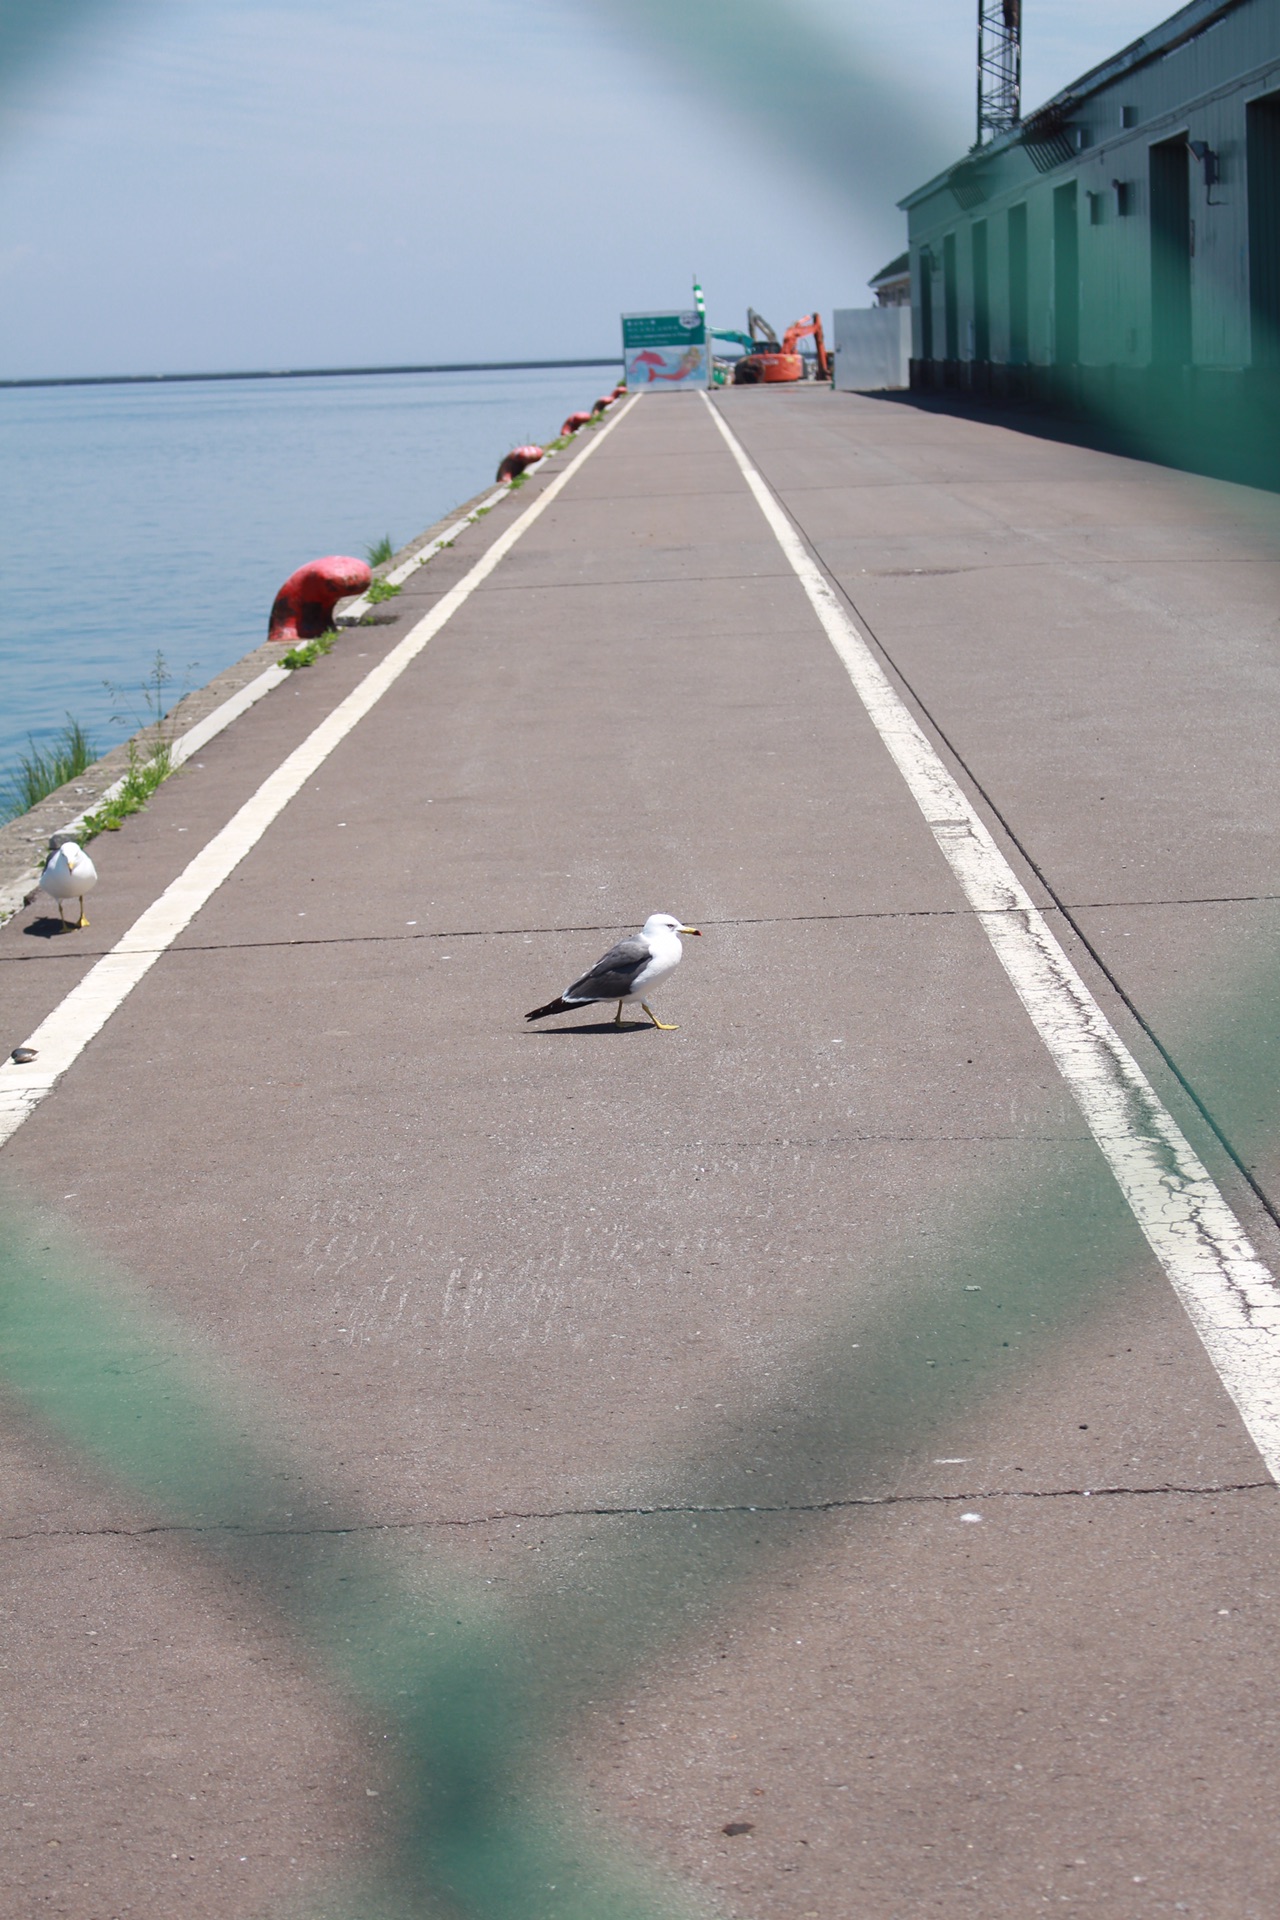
868, 252, 910, 288
899, 0, 1248, 209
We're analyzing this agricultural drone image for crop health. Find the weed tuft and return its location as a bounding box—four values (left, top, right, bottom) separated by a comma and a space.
104, 651, 188, 747
74, 651, 187, 840
79, 740, 173, 841
365, 535, 395, 567
1, 718, 97, 822
280, 629, 340, 671
366, 578, 401, 604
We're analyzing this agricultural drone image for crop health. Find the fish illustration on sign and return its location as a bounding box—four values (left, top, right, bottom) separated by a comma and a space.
656, 344, 704, 381
629, 346, 705, 385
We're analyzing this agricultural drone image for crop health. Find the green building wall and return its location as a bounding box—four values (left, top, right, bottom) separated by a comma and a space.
899, 0, 1280, 480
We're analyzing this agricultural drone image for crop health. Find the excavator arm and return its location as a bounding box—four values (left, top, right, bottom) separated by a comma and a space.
780, 313, 829, 378
746, 307, 780, 348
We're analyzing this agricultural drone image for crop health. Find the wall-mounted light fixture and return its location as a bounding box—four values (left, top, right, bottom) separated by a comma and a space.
1186, 137, 1221, 202
1111, 178, 1132, 216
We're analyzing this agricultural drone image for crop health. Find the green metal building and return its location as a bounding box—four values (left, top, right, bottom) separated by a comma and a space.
900, 0, 1280, 476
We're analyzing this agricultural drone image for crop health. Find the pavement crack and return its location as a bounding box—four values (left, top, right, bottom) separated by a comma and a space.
7, 897, 1277, 969
0, 905, 1047, 966
6, 1480, 1272, 1546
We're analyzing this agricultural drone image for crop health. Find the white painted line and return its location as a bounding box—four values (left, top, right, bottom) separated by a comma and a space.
0, 394, 641, 1146
703, 392, 1280, 1480
336, 486, 512, 622
0, 664, 291, 927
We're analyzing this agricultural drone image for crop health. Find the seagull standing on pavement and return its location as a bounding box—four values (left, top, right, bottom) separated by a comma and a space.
40, 841, 97, 929
526, 912, 701, 1030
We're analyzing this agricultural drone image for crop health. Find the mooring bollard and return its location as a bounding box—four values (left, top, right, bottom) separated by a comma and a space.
561, 411, 592, 436
496, 445, 543, 482
268, 556, 371, 642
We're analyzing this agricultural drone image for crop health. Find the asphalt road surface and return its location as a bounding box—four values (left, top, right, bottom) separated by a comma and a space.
3, 388, 1280, 1919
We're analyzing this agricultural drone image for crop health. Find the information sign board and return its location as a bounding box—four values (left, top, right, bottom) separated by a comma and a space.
621, 310, 709, 389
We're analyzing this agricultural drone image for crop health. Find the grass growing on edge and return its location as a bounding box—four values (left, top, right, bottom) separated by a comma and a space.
1, 718, 97, 821
280, 628, 340, 671
366, 577, 401, 603
365, 535, 395, 567
78, 740, 173, 841
105, 651, 189, 743
75, 649, 188, 838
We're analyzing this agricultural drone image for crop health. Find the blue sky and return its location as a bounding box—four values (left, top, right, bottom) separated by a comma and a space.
0, 0, 1170, 377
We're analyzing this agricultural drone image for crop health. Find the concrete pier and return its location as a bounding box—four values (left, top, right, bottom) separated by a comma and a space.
4, 389, 1280, 1917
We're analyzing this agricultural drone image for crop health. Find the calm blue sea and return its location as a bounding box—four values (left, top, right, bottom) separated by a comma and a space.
0, 366, 615, 784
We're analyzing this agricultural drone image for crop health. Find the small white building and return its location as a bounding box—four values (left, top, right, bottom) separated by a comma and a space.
868, 253, 911, 307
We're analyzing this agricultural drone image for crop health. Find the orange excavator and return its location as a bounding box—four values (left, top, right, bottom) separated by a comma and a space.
732, 309, 829, 384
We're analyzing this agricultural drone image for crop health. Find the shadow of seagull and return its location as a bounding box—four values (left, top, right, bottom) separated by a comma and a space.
526, 1020, 653, 1036
23, 915, 79, 941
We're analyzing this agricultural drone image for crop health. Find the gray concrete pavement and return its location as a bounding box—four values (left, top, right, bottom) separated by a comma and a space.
3, 390, 1280, 1918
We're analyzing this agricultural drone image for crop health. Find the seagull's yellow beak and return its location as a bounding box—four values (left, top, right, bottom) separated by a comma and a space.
680, 925, 702, 937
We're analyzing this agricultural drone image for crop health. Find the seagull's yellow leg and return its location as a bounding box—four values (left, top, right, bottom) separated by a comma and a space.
56, 900, 67, 929
614, 1000, 624, 1025
77, 896, 89, 929
641, 1001, 678, 1031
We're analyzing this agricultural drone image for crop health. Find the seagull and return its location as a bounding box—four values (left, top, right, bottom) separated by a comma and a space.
526, 912, 701, 1030
40, 841, 97, 929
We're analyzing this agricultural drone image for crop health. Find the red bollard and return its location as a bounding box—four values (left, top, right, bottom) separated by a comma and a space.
561, 411, 592, 436
268, 556, 371, 642
591, 395, 613, 415
497, 444, 543, 482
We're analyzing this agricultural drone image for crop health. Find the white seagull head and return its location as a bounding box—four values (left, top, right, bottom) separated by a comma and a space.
43, 842, 97, 888
642, 912, 701, 940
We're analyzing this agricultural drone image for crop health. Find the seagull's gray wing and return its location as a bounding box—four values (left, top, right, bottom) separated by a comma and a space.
564, 936, 652, 1003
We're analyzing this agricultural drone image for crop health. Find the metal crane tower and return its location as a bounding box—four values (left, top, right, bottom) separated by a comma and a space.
977, 0, 1021, 145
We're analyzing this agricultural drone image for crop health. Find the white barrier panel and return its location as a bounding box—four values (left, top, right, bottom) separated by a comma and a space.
832, 307, 911, 390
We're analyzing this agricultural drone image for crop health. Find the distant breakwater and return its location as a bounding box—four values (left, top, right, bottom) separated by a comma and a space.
0, 357, 623, 392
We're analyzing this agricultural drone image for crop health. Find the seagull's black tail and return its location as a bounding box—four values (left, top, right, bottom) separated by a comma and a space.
525, 996, 572, 1022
